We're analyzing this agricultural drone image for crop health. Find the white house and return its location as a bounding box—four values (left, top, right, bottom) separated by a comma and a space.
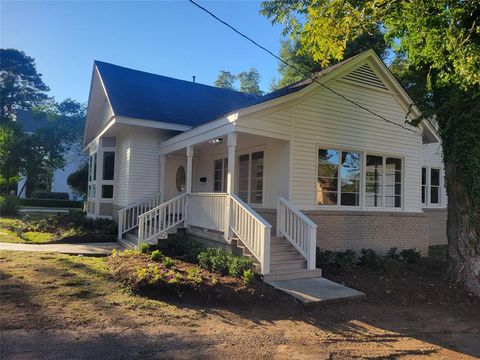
83, 50, 446, 280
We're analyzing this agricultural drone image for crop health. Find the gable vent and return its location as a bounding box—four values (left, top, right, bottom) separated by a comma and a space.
343, 64, 388, 90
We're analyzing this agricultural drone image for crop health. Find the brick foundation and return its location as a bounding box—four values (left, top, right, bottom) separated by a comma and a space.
423, 208, 448, 246
257, 208, 429, 255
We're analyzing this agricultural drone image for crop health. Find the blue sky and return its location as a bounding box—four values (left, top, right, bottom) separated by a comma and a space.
1, 1, 284, 103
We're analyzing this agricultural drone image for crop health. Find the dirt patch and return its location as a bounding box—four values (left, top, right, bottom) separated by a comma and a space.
1, 250, 479, 359
108, 252, 292, 308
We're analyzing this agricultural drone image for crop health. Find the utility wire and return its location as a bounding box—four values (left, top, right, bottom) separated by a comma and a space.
188, 0, 418, 134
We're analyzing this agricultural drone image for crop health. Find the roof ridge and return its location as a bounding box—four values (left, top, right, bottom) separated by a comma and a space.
94, 60, 259, 99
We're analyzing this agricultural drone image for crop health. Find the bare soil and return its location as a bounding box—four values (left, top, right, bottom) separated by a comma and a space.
1, 250, 479, 359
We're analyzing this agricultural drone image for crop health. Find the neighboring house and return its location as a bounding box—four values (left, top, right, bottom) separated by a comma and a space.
15, 109, 85, 200
83, 49, 444, 280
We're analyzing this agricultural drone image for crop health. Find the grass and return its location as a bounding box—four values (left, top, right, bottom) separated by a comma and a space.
0, 217, 56, 244
0, 250, 200, 330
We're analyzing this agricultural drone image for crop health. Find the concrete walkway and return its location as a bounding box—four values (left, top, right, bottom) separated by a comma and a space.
267, 277, 365, 306
0, 242, 123, 256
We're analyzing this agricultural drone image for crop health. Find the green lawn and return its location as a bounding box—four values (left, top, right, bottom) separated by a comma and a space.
0, 217, 56, 244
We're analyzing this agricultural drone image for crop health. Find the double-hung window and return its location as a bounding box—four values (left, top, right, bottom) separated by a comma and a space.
421, 167, 427, 205
238, 151, 264, 205
317, 149, 361, 206
422, 166, 441, 206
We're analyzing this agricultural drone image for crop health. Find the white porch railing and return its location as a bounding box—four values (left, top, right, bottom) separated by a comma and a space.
230, 194, 272, 274
186, 193, 228, 232
276, 197, 317, 270
137, 193, 187, 246
117, 192, 162, 240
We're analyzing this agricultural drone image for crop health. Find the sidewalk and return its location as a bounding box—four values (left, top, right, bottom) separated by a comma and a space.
0, 241, 122, 256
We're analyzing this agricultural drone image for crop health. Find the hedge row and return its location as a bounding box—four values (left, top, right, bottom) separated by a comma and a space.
20, 198, 84, 208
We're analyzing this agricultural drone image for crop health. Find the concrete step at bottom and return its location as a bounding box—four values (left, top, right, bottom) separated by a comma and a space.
263, 268, 323, 282
270, 260, 307, 272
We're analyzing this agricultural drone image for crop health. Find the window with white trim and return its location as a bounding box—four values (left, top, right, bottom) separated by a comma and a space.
430, 168, 440, 205
317, 149, 361, 206
238, 151, 264, 205
365, 154, 402, 208
421, 167, 427, 205
213, 158, 228, 192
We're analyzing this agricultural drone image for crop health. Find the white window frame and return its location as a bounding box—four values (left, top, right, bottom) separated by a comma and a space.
212, 157, 228, 193
235, 147, 265, 207
364, 153, 404, 210
421, 167, 427, 206
422, 166, 442, 207
316, 147, 362, 209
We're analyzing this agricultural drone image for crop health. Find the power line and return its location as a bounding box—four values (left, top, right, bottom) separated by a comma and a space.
188, 0, 418, 134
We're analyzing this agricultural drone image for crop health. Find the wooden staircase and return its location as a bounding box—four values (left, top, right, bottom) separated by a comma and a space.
233, 236, 322, 281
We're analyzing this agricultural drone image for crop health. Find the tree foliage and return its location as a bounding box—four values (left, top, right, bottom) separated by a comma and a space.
67, 161, 88, 198
0, 49, 50, 123
214, 68, 263, 95
260, 0, 480, 296
214, 70, 237, 90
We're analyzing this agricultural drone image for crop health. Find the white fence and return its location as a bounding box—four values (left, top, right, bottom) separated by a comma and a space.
118, 192, 162, 239
137, 193, 187, 246
186, 193, 229, 232
276, 197, 317, 269
230, 194, 272, 274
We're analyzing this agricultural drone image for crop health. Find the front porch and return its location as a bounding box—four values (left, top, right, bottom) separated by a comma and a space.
117, 130, 320, 281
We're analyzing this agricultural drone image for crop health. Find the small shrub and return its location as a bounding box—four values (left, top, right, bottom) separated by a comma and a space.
0, 195, 19, 216
334, 250, 356, 270
150, 250, 162, 261
242, 269, 254, 285
400, 248, 421, 263
186, 267, 202, 283
162, 256, 173, 269
197, 248, 230, 275
136, 267, 148, 282
139, 243, 150, 254
168, 236, 203, 262
382, 257, 401, 273
360, 249, 383, 269
165, 270, 181, 284
228, 255, 253, 277
118, 249, 140, 258
385, 247, 401, 260
316, 248, 334, 267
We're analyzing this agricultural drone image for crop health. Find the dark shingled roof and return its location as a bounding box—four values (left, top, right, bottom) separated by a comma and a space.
95, 61, 259, 127
95, 53, 361, 128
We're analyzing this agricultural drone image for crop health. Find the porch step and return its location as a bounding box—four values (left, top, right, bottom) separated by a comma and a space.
270, 259, 307, 272
270, 252, 306, 261
118, 236, 137, 250
263, 269, 323, 282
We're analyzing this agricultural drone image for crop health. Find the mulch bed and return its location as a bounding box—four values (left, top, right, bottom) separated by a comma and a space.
107, 252, 292, 307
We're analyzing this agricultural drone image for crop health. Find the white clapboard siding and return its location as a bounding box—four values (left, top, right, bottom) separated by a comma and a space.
236, 62, 424, 212
114, 132, 131, 207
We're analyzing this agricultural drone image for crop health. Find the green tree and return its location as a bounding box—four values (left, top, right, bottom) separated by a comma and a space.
18, 99, 86, 197
0, 121, 25, 193
237, 68, 263, 95
0, 49, 50, 123
67, 161, 88, 198
214, 70, 237, 90
272, 28, 388, 89
261, 0, 480, 297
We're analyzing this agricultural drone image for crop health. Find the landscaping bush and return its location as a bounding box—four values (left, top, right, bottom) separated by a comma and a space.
150, 250, 162, 261
168, 236, 204, 262
139, 243, 150, 254
360, 249, 383, 269
197, 247, 253, 278
186, 267, 202, 284
228, 255, 254, 277
334, 250, 357, 270
400, 248, 421, 263
316, 248, 335, 267
31, 191, 69, 200
0, 195, 19, 216
162, 256, 173, 269
385, 247, 401, 260
20, 198, 83, 208
242, 269, 254, 285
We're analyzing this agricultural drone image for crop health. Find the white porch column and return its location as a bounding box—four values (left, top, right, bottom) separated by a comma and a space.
224, 133, 237, 241
186, 145, 193, 194
159, 154, 166, 202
